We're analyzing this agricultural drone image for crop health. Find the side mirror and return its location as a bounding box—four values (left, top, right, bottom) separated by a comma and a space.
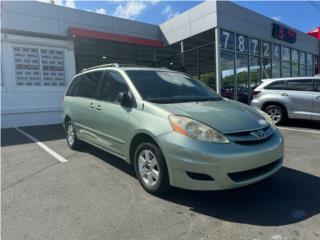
116, 92, 132, 107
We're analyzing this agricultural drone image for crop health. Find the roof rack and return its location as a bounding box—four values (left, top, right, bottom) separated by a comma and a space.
80, 63, 120, 73
80, 63, 171, 73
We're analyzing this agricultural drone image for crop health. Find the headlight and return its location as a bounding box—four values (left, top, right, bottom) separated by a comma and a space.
257, 109, 276, 130
168, 115, 230, 143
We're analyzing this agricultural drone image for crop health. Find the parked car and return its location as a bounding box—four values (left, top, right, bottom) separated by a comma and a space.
251, 77, 320, 124
63, 64, 284, 195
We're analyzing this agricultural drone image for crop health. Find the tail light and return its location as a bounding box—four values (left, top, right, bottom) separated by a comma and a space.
252, 90, 261, 96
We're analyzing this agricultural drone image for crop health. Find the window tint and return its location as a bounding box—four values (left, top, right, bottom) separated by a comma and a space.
66, 76, 81, 96
78, 71, 101, 98
285, 79, 313, 91
265, 80, 285, 90
100, 71, 128, 103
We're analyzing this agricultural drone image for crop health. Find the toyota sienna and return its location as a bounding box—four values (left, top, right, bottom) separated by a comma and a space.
63, 64, 284, 195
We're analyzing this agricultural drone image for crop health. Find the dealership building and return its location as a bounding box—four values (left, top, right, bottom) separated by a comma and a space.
1, 1, 319, 128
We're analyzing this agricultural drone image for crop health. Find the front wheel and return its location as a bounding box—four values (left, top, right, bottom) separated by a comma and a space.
265, 105, 285, 125
134, 142, 170, 195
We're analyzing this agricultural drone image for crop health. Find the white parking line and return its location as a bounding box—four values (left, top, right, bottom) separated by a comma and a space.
15, 127, 68, 163
278, 127, 320, 134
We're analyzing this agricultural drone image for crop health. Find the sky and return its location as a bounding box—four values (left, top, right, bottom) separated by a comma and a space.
37, 0, 319, 32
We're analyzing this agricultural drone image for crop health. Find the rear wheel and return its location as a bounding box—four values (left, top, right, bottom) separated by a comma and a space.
134, 142, 169, 195
66, 120, 82, 150
264, 104, 285, 125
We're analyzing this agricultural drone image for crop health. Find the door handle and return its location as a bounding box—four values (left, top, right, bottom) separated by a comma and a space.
96, 104, 102, 111
281, 92, 289, 96
89, 102, 95, 109
316, 96, 320, 100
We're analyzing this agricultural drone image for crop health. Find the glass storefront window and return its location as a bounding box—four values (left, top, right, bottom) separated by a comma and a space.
117, 43, 137, 64
282, 62, 291, 77
220, 30, 235, 50
249, 56, 261, 88
250, 38, 261, 56
281, 46, 291, 61
235, 53, 249, 103
307, 54, 314, 76
183, 29, 215, 51
307, 53, 313, 66
299, 51, 306, 65
272, 44, 280, 59
272, 60, 281, 78
136, 46, 154, 67
220, 50, 235, 100
199, 44, 216, 90
236, 34, 249, 53
184, 49, 199, 78
262, 41, 271, 57
262, 58, 271, 78
300, 65, 307, 76
292, 63, 299, 77
292, 49, 299, 63
307, 66, 314, 76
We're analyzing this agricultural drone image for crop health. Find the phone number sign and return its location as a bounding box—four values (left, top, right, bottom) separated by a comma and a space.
272, 23, 297, 44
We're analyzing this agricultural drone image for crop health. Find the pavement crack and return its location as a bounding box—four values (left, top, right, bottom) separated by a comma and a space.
2, 162, 59, 191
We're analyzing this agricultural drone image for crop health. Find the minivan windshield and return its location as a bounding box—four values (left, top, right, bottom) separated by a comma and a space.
126, 70, 222, 103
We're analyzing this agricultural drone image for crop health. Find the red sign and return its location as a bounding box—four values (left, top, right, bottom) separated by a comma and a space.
308, 27, 320, 39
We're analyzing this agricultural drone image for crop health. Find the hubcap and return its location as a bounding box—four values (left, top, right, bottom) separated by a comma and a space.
67, 124, 75, 146
138, 150, 159, 187
266, 108, 281, 123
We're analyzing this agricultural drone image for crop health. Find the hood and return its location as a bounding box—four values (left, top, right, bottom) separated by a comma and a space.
154, 99, 266, 133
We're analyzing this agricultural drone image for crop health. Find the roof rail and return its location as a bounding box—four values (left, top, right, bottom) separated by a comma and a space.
80, 63, 170, 73
80, 63, 120, 72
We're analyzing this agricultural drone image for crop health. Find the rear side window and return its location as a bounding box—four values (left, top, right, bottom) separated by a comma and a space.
77, 71, 102, 98
285, 79, 313, 91
264, 80, 285, 90
66, 76, 81, 96
99, 71, 128, 103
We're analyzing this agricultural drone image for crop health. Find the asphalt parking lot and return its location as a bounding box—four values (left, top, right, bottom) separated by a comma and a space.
2, 121, 320, 240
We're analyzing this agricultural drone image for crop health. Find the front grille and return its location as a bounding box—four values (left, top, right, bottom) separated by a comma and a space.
224, 125, 274, 144
228, 158, 282, 182
234, 135, 273, 145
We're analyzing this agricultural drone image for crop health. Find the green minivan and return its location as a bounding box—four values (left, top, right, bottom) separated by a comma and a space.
63, 64, 284, 195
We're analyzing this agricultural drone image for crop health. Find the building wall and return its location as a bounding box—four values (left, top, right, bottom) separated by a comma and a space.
1, 1, 162, 128
216, 1, 319, 54
2, 1, 161, 41
159, 0, 217, 45
1, 1, 319, 128
1, 34, 76, 128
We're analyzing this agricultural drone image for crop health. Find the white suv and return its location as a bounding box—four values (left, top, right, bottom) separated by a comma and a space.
251, 77, 320, 124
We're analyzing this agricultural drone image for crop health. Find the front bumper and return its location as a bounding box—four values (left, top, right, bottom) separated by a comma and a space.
158, 129, 284, 191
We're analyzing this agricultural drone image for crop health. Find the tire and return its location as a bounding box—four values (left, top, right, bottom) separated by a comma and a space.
134, 142, 170, 195
264, 104, 285, 125
66, 120, 82, 150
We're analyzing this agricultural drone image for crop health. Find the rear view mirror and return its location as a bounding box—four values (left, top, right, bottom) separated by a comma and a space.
116, 92, 132, 107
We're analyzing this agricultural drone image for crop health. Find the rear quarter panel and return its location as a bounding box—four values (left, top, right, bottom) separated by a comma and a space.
252, 90, 288, 110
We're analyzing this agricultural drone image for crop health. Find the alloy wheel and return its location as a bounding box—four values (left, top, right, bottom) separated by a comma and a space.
138, 150, 159, 187
266, 108, 281, 123
67, 124, 75, 146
